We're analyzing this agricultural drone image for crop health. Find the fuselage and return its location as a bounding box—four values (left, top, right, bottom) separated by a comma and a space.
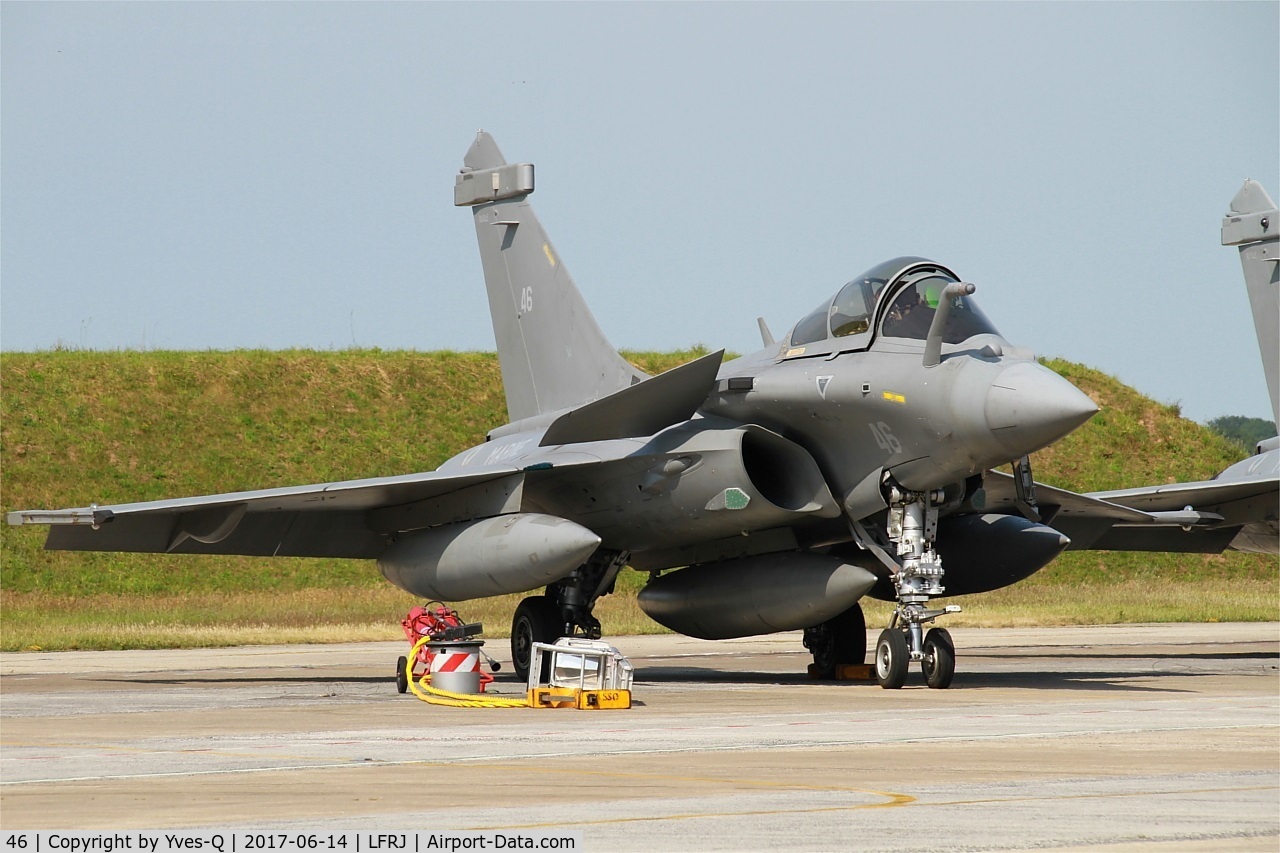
437, 257, 1098, 568
705, 342, 1096, 502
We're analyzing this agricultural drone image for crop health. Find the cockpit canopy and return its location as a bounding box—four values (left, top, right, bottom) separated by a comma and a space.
788, 256, 999, 352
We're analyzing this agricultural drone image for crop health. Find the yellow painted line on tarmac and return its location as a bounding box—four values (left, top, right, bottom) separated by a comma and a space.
469, 791, 913, 832
459, 761, 908, 796
923, 783, 1279, 809
467, 782, 1277, 832
457, 763, 914, 831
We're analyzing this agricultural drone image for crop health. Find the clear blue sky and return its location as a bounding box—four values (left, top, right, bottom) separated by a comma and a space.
3, 2, 1277, 424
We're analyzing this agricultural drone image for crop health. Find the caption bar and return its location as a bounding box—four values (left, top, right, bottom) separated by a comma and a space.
2, 835, 581, 853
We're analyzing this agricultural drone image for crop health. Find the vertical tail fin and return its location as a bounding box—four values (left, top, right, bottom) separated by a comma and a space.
1222, 180, 1279, 424
455, 132, 645, 423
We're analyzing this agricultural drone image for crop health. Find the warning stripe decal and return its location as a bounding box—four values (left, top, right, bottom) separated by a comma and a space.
435, 652, 480, 673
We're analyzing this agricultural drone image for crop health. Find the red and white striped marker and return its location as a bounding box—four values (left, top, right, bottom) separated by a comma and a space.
432, 648, 480, 675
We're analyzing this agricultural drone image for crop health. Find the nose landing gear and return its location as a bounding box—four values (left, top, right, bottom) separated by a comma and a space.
860, 482, 961, 689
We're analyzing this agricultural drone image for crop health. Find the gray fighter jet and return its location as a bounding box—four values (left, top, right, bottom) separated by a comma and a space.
968, 180, 1278, 560
1041, 179, 1278, 556
9, 135, 1276, 689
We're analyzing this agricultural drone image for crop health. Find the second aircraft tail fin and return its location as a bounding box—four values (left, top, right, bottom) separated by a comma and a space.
456, 132, 646, 423
1222, 179, 1279, 425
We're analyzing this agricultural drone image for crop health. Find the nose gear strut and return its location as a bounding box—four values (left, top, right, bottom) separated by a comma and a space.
851, 479, 960, 689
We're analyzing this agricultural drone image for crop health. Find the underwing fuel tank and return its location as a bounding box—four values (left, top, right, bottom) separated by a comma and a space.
637, 553, 877, 640
935, 513, 1070, 595
378, 513, 601, 601
860, 513, 1071, 600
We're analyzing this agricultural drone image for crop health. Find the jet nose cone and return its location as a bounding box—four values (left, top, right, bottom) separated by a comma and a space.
984, 362, 1098, 456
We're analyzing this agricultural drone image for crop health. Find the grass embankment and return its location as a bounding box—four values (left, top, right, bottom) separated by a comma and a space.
1, 350, 1275, 651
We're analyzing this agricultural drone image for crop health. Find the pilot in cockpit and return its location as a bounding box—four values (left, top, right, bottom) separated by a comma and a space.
883, 284, 937, 340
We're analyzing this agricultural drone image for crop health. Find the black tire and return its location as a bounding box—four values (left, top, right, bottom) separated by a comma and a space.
875, 627, 910, 689
808, 603, 867, 677
511, 595, 562, 682
395, 655, 409, 694
922, 627, 955, 690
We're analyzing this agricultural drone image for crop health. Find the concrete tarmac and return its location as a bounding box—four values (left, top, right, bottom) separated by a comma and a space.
2, 624, 1277, 851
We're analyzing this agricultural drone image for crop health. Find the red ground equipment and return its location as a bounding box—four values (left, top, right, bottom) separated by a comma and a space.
396, 602, 497, 693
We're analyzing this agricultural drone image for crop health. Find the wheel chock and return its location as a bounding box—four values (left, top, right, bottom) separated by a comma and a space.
835, 663, 874, 682
807, 663, 875, 682
577, 689, 631, 710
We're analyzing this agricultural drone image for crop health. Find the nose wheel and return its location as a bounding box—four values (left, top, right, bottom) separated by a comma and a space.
874, 627, 910, 689
875, 617, 959, 689
921, 627, 955, 689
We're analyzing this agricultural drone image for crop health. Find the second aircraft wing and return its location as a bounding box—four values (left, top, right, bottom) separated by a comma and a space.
980, 469, 1278, 554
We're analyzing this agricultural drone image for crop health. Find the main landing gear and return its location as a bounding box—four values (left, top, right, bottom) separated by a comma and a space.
510, 550, 628, 681
866, 482, 960, 689
510, 595, 562, 683
804, 602, 867, 678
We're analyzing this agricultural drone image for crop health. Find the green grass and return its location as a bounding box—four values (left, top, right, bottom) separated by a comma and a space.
3, 350, 505, 598
0, 348, 708, 600
1, 349, 1275, 651
0, 568, 660, 651
1031, 358, 1252, 492
1015, 359, 1276, 586
4, 574, 1273, 652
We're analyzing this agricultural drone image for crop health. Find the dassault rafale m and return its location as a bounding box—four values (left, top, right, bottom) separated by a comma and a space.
10, 135, 1277, 689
